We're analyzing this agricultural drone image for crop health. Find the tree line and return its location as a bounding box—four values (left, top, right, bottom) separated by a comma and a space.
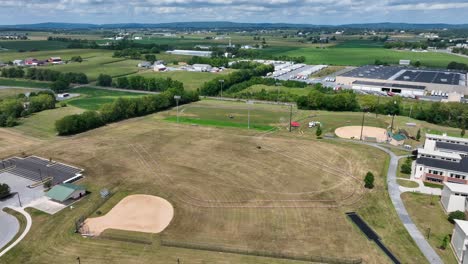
0, 91, 56, 127
112, 75, 184, 92
447, 61, 468, 71
188, 56, 229, 68
55, 87, 198, 135
200, 63, 274, 96
297, 88, 360, 111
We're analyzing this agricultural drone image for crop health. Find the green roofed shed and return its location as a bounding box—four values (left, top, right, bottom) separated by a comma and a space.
46, 183, 86, 202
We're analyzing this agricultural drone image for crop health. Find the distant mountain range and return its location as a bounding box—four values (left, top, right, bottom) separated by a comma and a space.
1, 21, 468, 30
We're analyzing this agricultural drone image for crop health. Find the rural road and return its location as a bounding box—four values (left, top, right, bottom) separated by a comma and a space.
368, 143, 443, 264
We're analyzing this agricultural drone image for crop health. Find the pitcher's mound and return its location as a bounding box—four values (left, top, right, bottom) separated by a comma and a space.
335, 126, 388, 142
84, 194, 174, 236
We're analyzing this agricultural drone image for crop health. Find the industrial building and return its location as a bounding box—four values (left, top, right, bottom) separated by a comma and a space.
336, 65, 468, 95
414, 134, 468, 185
166, 50, 212, 57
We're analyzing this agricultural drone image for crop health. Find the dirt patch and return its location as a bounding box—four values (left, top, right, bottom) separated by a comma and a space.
335, 126, 388, 142
84, 194, 174, 236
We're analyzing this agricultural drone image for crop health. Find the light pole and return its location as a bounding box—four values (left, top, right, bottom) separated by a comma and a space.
390, 100, 397, 132
289, 104, 293, 132
360, 108, 368, 141
15, 192, 22, 207
219, 79, 224, 97
174, 95, 181, 123
275, 82, 280, 102
247, 100, 253, 129
76, 257, 81, 264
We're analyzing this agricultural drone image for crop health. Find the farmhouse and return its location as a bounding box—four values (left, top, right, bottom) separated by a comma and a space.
441, 182, 468, 212
414, 134, 468, 185
451, 220, 468, 263
336, 65, 468, 95
46, 183, 86, 203
24, 58, 39, 66
166, 49, 212, 57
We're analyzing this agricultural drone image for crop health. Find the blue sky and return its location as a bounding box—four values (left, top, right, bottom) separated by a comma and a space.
0, 0, 468, 25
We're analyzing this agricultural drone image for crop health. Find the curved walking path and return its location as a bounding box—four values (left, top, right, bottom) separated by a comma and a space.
0, 207, 32, 258
368, 143, 443, 264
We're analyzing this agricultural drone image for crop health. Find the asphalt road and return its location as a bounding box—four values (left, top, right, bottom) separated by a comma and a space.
0, 210, 19, 250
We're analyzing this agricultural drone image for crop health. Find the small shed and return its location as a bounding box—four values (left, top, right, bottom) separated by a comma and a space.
46, 183, 86, 203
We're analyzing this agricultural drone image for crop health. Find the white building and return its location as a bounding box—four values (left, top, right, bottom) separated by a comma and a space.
13, 59, 24, 66
192, 64, 212, 72
166, 50, 212, 57
138, 61, 152, 68
399, 60, 411, 65
442, 182, 468, 212
415, 134, 468, 185
154, 64, 167, 72
452, 220, 468, 263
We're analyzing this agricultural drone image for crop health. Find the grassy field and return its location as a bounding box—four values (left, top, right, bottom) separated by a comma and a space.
402, 193, 457, 264
397, 179, 419, 188
136, 70, 232, 91
260, 40, 468, 67
0, 100, 429, 263
0, 78, 51, 89
238, 84, 312, 97
66, 87, 147, 111
11, 105, 84, 138
0, 88, 42, 99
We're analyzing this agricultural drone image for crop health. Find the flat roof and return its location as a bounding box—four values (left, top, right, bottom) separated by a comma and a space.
417, 157, 468, 174
353, 80, 426, 90
426, 134, 468, 144
436, 142, 468, 153
444, 181, 468, 193
395, 70, 461, 85
418, 148, 461, 160
341, 65, 402, 80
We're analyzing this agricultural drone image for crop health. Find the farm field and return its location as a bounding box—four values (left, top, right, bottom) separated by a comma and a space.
0, 78, 51, 89
0, 49, 110, 62
0, 104, 427, 263
0, 87, 42, 98
11, 105, 85, 138
136, 70, 233, 91
0, 40, 69, 51
402, 193, 458, 264
66, 87, 148, 111
260, 40, 468, 67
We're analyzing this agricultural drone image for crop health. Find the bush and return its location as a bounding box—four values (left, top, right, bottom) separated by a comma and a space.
448, 211, 465, 223
96, 74, 113, 87
0, 183, 11, 199
364, 172, 375, 189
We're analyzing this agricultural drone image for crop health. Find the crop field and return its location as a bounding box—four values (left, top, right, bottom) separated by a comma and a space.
0, 102, 427, 263
260, 40, 468, 67
0, 40, 69, 51
0, 78, 51, 89
136, 70, 233, 91
66, 87, 147, 111
0, 49, 110, 62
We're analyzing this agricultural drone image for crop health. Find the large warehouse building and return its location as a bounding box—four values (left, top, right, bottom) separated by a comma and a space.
336, 65, 468, 96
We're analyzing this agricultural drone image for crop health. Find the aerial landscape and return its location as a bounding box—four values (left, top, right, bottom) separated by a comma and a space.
2, 1, 468, 264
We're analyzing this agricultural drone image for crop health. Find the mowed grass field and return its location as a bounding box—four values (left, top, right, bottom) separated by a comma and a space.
66, 87, 148, 111
0, 104, 427, 263
0, 87, 43, 98
261, 40, 468, 68
0, 78, 51, 89
402, 193, 458, 264
0, 40, 69, 51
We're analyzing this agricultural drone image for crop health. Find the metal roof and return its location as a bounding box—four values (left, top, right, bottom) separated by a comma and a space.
353, 80, 426, 90
417, 157, 468, 174
46, 183, 85, 202
436, 142, 468, 153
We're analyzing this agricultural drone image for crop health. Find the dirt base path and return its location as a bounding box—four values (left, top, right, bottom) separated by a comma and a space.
335, 126, 388, 142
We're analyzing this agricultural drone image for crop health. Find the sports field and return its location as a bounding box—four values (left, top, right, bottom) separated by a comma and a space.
0, 100, 430, 264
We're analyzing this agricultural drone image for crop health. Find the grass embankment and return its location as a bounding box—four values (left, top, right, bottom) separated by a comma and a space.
0, 208, 27, 252
402, 192, 458, 264
67, 87, 147, 111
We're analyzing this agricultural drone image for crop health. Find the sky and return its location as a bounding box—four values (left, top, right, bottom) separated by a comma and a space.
1, 0, 468, 25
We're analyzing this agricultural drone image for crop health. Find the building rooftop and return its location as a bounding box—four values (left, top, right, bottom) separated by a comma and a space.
46, 183, 85, 202
444, 182, 468, 193
455, 219, 468, 234
418, 148, 462, 160
436, 142, 468, 153
341, 65, 402, 80
417, 157, 468, 174
427, 134, 468, 144
353, 80, 426, 90
395, 69, 462, 85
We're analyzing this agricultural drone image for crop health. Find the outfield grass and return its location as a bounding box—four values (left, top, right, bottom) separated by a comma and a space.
0, 78, 51, 89
165, 116, 276, 131
260, 40, 468, 67
67, 87, 147, 111
11, 105, 84, 138
397, 179, 419, 188
402, 192, 457, 264
136, 70, 233, 91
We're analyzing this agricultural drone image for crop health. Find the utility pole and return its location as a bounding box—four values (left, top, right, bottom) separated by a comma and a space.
76, 257, 81, 264
360, 108, 366, 141
409, 105, 413, 118
376, 95, 380, 118
219, 79, 224, 97
275, 82, 280, 102
174, 95, 181, 123
390, 100, 397, 132
289, 104, 293, 132
247, 100, 253, 129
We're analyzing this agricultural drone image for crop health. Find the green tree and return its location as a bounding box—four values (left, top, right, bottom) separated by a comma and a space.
96, 74, 112, 87
448, 210, 466, 223
462, 127, 466, 138
51, 79, 70, 92
416, 129, 421, 141
316, 124, 322, 137
0, 183, 11, 198
364, 172, 375, 189
440, 235, 449, 250
414, 61, 421, 67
